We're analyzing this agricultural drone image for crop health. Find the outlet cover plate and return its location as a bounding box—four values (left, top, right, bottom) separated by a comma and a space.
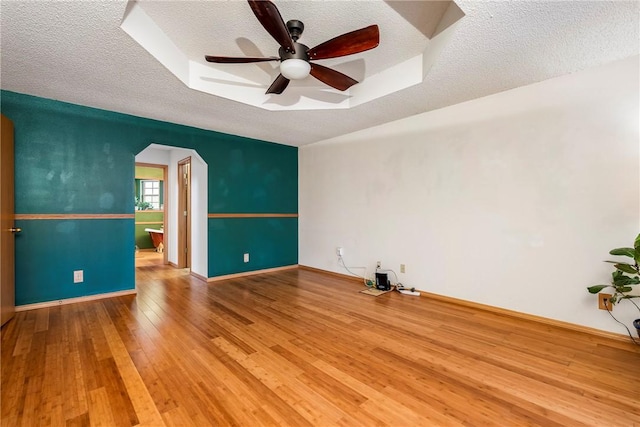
74, 270, 84, 283
598, 293, 612, 310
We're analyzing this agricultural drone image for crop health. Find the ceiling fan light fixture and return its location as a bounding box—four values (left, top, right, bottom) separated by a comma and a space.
204, 2, 380, 94
280, 59, 311, 80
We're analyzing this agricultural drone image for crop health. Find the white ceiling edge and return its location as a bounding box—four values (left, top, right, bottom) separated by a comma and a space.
120, 1, 189, 85
421, 2, 465, 79
349, 55, 423, 107
309, 55, 640, 150
120, 0, 464, 112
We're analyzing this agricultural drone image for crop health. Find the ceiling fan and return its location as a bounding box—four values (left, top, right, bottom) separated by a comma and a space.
204, 0, 380, 95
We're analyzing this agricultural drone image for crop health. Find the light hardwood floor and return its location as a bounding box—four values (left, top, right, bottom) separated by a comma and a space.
2, 264, 639, 426
134, 249, 164, 268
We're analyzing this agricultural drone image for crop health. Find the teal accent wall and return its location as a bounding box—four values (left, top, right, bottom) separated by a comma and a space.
204, 142, 298, 214
14, 219, 134, 305
208, 217, 298, 276
2, 90, 298, 306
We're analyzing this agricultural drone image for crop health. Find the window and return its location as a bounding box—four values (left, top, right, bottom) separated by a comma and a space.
140, 180, 160, 209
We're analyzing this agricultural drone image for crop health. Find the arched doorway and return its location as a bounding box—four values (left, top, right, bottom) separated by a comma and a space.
135, 144, 208, 279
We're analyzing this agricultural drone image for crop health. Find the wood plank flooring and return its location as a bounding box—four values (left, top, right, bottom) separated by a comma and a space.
2, 263, 640, 426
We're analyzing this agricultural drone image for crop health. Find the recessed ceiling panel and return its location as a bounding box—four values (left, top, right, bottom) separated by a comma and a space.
122, 0, 463, 110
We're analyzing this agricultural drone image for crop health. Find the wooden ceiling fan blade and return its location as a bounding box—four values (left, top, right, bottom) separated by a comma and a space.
266, 74, 290, 94
309, 63, 358, 91
247, 0, 295, 53
307, 25, 379, 60
205, 55, 279, 63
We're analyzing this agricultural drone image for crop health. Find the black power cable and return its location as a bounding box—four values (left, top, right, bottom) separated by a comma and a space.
604, 298, 640, 346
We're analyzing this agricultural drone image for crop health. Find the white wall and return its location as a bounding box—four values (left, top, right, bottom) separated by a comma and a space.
299, 56, 640, 335
136, 144, 208, 278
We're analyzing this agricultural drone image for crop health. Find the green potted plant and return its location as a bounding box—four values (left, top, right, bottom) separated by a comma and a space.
587, 233, 640, 340
135, 197, 153, 211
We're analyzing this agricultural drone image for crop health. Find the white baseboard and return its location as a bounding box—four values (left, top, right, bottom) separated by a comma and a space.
190, 270, 208, 282
15, 289, 137, 312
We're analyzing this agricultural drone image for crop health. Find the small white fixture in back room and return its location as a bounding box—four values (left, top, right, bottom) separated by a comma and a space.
244, 253, 249, 263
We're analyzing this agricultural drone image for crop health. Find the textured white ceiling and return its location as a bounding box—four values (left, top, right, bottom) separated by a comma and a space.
1, 0, 638, 146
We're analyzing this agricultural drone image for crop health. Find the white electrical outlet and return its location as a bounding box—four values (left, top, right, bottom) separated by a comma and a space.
244, 253, 249, 263
73, 270, 84, 283
336, 247, 344, 257
376, 261, 381, 269
400, 264, 406, 273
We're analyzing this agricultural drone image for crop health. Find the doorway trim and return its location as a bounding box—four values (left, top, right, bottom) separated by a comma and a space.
177, 157, 191, 269
1, 114, 16, 326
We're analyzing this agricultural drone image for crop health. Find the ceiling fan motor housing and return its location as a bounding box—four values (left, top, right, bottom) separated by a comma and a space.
279, 42, 310, 62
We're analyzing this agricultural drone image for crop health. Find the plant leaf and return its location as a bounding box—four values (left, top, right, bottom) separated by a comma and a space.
587, 285, 610, 294
612, 274, 640, 287
609, 247, 635, 258
635, 233, 640, 265
614, 263, 639, 275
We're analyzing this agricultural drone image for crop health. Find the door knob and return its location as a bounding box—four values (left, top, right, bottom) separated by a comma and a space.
9, 227, 22, 233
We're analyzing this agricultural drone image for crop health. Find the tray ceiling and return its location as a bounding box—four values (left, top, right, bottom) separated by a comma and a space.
1, 0, 638, 146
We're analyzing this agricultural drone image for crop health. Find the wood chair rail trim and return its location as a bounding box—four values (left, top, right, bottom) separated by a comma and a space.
15, 214, 134, 220
207, 213, 298, 218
